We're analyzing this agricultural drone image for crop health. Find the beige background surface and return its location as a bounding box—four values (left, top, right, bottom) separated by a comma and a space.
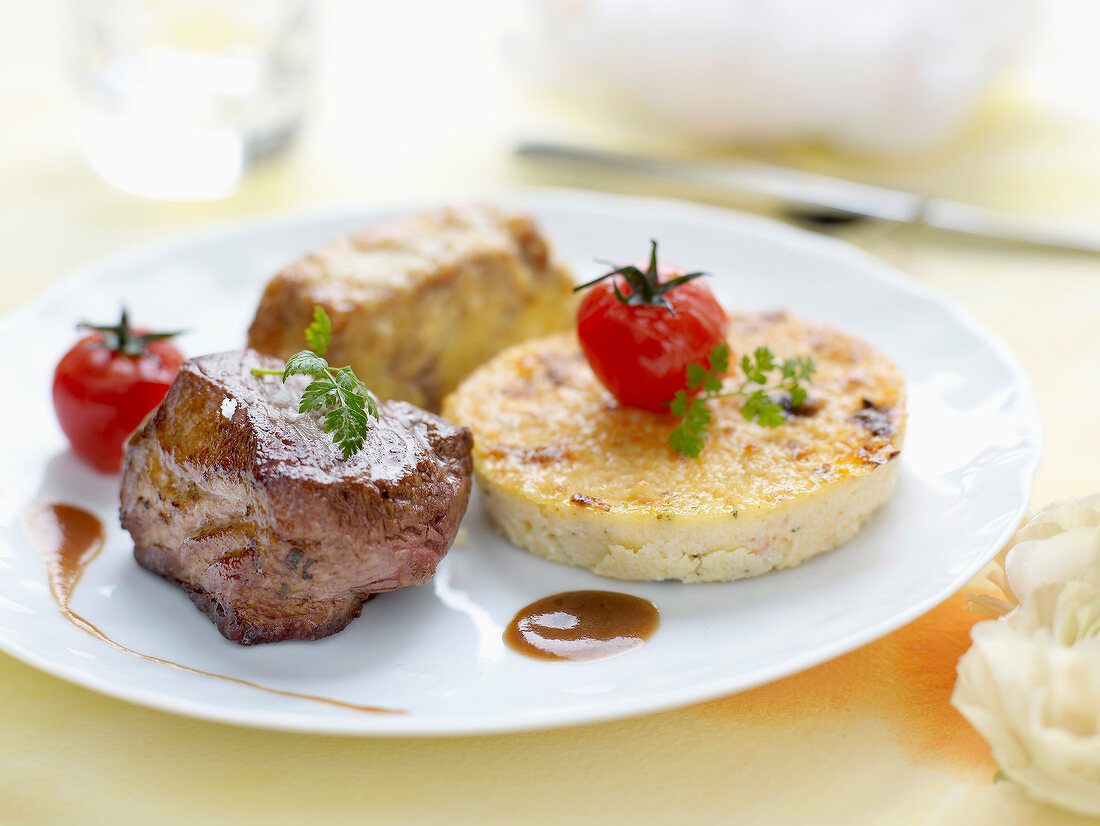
2, 1, 1099, 823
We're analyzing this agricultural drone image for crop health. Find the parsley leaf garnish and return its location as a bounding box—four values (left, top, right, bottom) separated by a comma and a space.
302, 305, 332, 354
668, 342, 816, 458
252, 306, 379, 459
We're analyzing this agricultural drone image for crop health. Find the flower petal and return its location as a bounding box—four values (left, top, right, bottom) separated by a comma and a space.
1005, 527, 1100, 604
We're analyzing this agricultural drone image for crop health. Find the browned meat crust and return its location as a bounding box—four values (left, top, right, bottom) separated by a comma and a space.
246, 204, 576, 412
119, 350, 473, 645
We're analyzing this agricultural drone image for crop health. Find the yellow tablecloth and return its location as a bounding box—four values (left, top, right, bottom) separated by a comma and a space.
3, 2, 1099, 823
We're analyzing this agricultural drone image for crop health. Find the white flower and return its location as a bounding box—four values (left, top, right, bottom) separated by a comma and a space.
1005, 494, 1100, 605
953, 495, 1100, 815
966, 494, 1100, 618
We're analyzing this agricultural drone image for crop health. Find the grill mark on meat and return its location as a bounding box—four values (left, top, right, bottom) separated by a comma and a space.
120, 349, 473, 645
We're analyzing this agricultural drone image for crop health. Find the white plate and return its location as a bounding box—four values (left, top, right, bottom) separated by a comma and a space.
0, 189, 1040, 736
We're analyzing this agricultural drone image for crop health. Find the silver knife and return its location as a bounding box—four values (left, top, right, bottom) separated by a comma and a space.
517, 141, 1100, 254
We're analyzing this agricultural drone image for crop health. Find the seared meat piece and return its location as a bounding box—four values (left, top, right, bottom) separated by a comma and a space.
119, 349, 473, 645
246, 204, 576, 412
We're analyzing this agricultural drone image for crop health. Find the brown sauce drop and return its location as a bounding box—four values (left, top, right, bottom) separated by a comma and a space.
504, 590, 659, 661
24, 502, 105, 610
22, 501, 398, 715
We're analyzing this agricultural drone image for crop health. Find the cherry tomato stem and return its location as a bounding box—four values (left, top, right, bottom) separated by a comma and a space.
576, 250, 727, 413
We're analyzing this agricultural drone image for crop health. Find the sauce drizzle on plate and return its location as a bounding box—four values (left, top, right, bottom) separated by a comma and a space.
504, 590, 658, 661
22, 501, 400, 715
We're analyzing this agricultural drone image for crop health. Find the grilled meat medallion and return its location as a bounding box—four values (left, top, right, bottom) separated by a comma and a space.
119, 350, 473, 645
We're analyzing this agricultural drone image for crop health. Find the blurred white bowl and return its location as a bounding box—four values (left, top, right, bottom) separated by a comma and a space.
518, 0, 1034, 153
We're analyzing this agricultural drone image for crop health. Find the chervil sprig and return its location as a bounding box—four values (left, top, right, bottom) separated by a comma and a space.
252, 306, 379, 459
668, 342, 815, 458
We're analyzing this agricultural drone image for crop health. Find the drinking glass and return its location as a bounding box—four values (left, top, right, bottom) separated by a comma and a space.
69, 0, 315, 200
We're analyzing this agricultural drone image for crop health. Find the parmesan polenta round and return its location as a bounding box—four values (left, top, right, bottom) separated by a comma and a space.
442, 311, 906, 582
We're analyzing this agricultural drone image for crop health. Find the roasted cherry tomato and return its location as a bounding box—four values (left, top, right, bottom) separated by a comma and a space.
52, 310, 184, 473
576, 242, 727, 412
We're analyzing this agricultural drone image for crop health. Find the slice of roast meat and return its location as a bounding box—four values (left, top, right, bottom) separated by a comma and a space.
119, 349, 473, 645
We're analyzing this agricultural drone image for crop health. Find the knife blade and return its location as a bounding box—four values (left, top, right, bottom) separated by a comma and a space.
516, 141, 1100, 254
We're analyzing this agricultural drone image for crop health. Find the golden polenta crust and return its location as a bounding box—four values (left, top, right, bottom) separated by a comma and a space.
443, 311, 906, 582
